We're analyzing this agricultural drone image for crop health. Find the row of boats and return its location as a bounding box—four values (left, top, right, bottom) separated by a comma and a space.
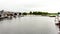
0, 13, 24, 19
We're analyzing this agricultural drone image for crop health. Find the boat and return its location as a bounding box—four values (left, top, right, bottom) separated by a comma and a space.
49, 15, 56, 17
55, 21, 60, 29
55, 13, 60, 31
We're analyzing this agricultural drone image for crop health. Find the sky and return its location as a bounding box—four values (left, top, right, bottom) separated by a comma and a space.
0, 0, 60, 13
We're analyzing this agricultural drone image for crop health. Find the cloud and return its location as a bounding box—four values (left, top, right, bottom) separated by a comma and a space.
0, 0, 60, 13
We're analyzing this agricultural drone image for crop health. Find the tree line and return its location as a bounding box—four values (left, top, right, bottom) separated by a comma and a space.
22, 11, 48, 16
0, 10, 57, 16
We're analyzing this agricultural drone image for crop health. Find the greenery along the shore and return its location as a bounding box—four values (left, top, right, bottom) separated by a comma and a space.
0, 10, 58, 17
22, 11, 57, 16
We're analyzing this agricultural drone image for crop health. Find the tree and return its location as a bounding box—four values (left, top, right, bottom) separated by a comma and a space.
58, 12, 60, 14
37, 12, 42, 15
14, 13, 17, 15
19, 13, 21, 15
41, 12, 48, 16
33, 12, 37, 15
22, 12, 27, 15
29, 11, 32, 14
32, 11, 42, 15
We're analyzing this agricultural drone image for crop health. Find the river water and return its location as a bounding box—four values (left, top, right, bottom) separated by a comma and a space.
0, 15, 59, 34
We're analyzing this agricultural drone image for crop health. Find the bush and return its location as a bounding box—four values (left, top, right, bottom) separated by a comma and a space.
14, 13, 17, 15
29, 11, 32, 14
22, 12, 27, 15
19, 13, 21, 15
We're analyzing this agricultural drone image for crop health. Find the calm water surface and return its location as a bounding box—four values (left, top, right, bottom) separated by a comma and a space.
0, 15, 58, 34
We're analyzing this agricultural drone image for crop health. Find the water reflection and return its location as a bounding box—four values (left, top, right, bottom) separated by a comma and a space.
0, 16, 58, 34
0, 15, 22, 22
0, 17, 12, 22
0, 19, 4, 21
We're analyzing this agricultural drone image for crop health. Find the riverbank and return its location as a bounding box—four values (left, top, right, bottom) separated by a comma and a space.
0, 10, 58, 18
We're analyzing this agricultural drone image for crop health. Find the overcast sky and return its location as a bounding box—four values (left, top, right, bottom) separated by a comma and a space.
0, 0, 60, 13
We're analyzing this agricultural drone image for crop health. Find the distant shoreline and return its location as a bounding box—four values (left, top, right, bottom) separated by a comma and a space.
0, 10, 57, 17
